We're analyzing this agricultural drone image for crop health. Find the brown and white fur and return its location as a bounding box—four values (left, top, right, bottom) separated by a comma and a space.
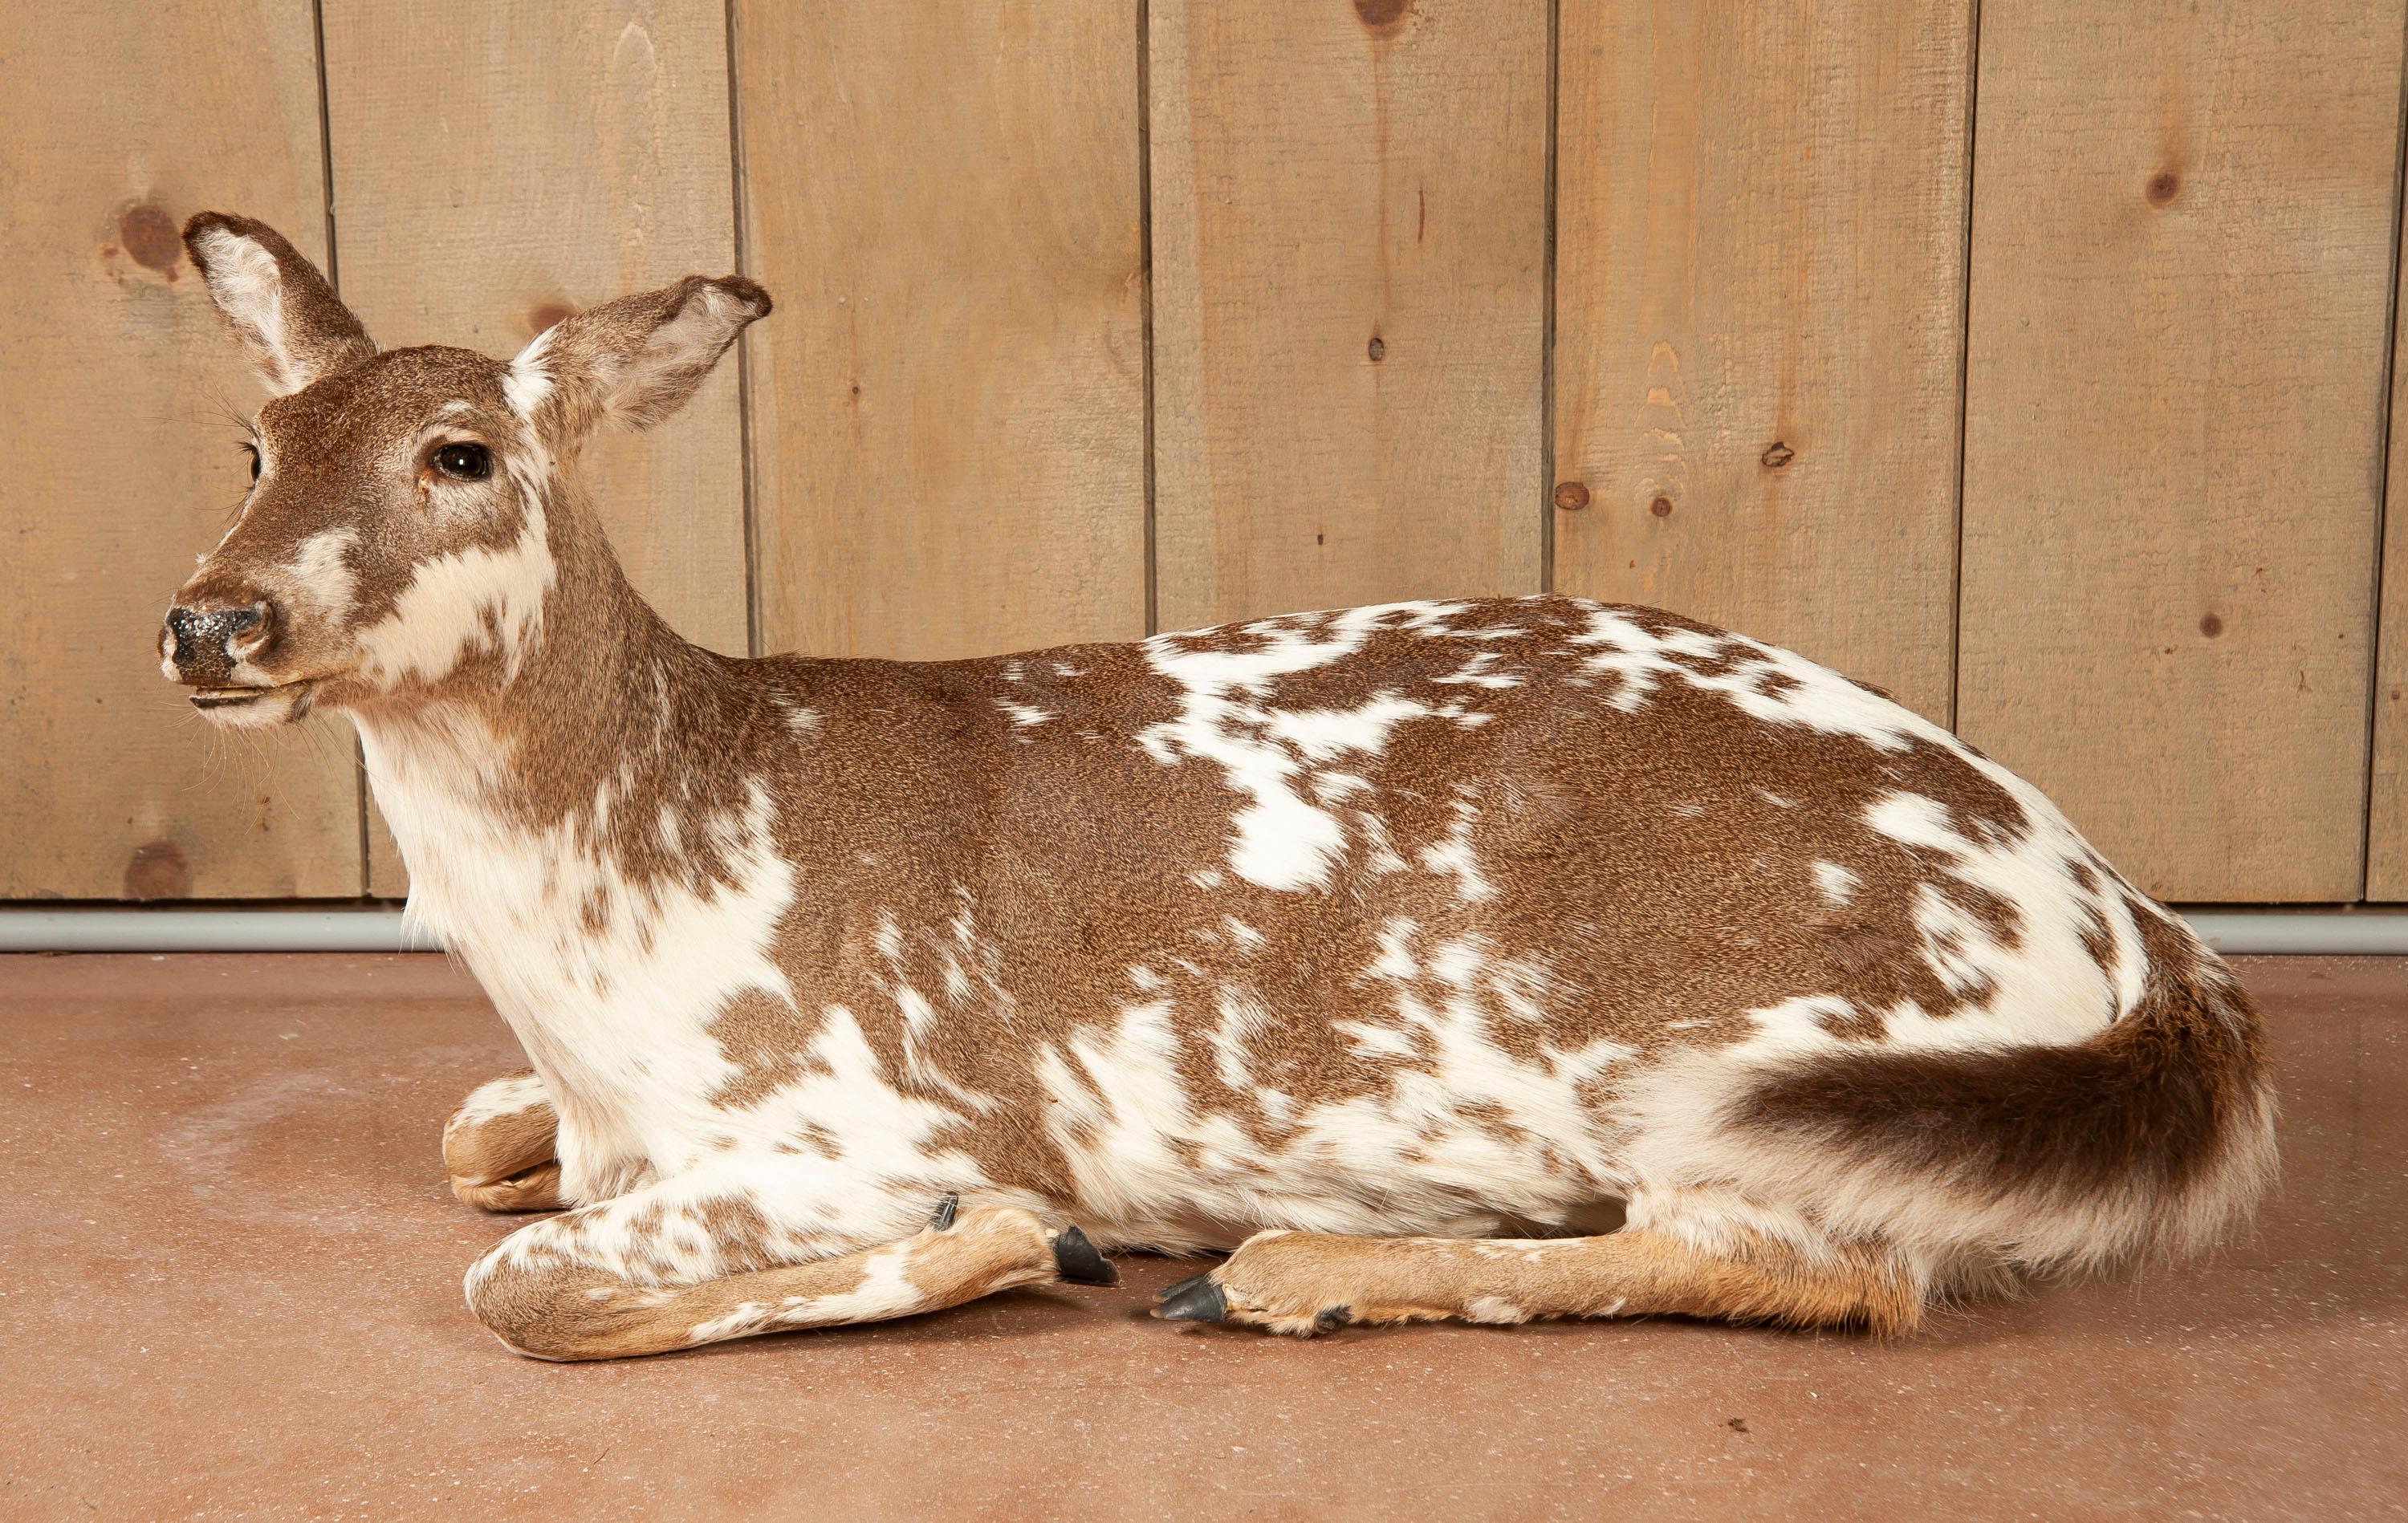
163, 212, 2276, 1359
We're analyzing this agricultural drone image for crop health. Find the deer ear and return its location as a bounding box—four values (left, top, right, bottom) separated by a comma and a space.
506, 274, 771, 438
181, 213, 376, 396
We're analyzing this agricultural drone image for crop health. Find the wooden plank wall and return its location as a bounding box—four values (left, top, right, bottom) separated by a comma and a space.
5, 0, 2405, 908
1552, 0, 1975, 726
2369, 202, 2408, 903
1149, 0, 1548, 628
735, 0, 1149, 661
1956, 0, 2404, 904
0, 0, 365, 900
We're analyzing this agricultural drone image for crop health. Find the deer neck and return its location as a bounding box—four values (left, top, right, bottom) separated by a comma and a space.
350, 477, 757, 952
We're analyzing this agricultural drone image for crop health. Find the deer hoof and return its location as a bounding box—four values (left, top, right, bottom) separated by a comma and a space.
1153, 1272, 1227, 1323
1050, 1224, 1118, 1286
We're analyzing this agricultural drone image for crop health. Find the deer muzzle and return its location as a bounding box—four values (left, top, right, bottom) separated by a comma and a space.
163, 599, 274, 690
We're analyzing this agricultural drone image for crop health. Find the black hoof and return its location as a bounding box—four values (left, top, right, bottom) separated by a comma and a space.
929, 1193, 958, 1232
1051, 1224, 1119, 1286
1154, 1272, 1227, 1323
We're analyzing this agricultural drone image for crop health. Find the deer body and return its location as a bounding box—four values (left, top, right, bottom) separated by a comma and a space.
166, 213, 2276, 1359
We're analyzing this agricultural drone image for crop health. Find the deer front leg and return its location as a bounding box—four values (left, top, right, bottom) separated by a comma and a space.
464, 1184, 1118, 1361
441, 1071, 566, 1212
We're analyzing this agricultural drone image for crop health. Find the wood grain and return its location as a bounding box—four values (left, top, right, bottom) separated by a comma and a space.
320, 0, 745, 895
1549, 0, 1972, 724
1149, 0, 1548, 631
1955, 0, 2402, 902
2367, 196, 2408, 903
737, 0, 1148, 660
0, 0, 365, 899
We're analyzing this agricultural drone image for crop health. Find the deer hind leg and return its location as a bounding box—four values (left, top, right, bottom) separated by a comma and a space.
441, 1071, 566, 1212
1155, 1196, 1926, 1338
466, 1191, 1119, 1362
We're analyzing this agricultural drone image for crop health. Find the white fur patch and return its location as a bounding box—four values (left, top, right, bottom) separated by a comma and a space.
1136, 603, 1483, 892
355, 505, 555, 688
283, 528, 360, 626
504, 327, 556, 417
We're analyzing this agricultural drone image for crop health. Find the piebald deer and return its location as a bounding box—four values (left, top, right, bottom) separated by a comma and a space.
164, 212, 2275, 1360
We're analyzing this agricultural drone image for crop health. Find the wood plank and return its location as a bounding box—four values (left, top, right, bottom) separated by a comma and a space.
0, 1, 364, 900
738, 0, 1148, 660
1149, 0, 1548, 631
1549, 0, 1972, 725
1955, 0, 2402, 902
320, 0, 744, 895
2367, 194, 2408, 903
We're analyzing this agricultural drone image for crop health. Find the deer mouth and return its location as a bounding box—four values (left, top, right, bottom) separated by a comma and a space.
190, 677, 319, 713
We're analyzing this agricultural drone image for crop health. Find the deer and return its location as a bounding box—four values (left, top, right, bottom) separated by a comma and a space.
160, 210, 2276, 1361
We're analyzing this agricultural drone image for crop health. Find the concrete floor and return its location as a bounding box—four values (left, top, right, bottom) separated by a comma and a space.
0, 955, 2400, 1521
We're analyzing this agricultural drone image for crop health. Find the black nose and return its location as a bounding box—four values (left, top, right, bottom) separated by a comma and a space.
165, 601, 272, 682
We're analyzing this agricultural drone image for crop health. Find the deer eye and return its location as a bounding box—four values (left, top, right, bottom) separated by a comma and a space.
241, 442, 262, 481
432, 442, 492, 481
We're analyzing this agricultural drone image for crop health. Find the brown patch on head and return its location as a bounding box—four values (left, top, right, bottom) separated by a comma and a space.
178, 342, 529, 701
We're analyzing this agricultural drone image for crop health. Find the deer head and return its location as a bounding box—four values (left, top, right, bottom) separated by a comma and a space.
162, 213, 769, 728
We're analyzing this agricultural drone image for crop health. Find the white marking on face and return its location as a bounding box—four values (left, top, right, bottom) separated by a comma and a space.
354, 503, 555, 688
283, 527, 360, 626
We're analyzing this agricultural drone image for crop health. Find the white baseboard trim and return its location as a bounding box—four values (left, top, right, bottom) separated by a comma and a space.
2180, 912, 2408, 956
0, 908, 438, 952
0, 906, 2402, 956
